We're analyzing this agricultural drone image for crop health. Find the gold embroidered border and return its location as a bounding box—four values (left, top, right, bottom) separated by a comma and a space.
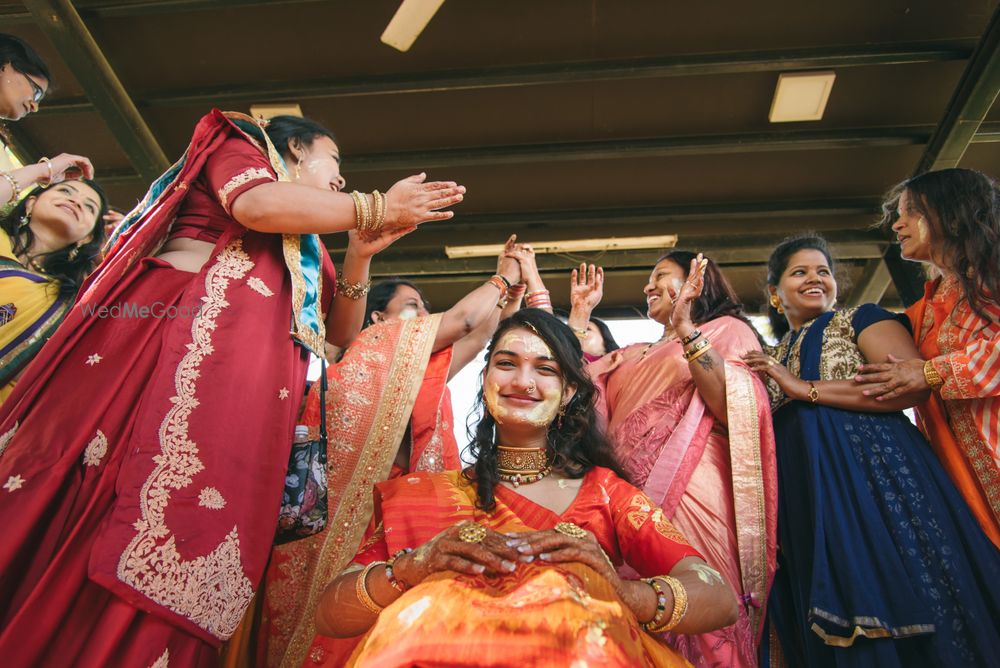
116, 240, 255, 640
809, 606, 934, 647
726, 363, 769, 637
278, 314, 441, 668
222, 111, 327, 356
216, 167, 272, 214
936, 291, 1000, 522
0, 421, 18, 458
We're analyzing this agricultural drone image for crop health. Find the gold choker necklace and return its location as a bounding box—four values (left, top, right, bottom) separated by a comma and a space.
497, 445, 551, 487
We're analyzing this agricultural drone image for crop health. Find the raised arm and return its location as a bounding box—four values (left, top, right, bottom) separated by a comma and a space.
2, 153, 94, 203
432, 236, 521, 354
232, 173, 464, 236
324, 226, 420, 347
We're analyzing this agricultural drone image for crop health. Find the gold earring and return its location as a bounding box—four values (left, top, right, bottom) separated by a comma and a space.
294, 159, 302, 181
769, 294, 784, 314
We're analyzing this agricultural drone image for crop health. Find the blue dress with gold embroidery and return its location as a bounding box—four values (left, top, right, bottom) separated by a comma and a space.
764, 304, 1000, 667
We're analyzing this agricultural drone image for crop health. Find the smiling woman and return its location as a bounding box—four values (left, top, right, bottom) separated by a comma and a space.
0, 34, 97, 208
747, 233, 1000, 667
0, 179, 108, 403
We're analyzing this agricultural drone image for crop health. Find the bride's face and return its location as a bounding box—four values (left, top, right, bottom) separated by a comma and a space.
483, 327, 573, 429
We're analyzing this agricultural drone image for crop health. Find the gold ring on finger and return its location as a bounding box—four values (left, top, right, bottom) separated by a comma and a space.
554, 522, 588, 539
458, 522, 488, 544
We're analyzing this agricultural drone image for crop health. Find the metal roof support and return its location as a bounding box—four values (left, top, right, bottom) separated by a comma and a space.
31, 43, 971, 115
24, 0, 169, 183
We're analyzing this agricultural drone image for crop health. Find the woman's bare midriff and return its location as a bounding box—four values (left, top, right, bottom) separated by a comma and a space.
155, 237, 215, 273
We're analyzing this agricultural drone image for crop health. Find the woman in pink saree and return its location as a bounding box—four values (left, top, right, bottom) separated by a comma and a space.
571, 251, 777, 667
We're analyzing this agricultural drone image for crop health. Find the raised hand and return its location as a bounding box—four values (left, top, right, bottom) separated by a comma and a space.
383, 173, 465, 232
496, 234, 522, 285
570, 263, 604, 314
669, 253, 707, 331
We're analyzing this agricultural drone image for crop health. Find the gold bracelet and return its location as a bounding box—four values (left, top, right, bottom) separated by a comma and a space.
684, 341, 713, 363
682, 337, 710, 360
355, 560, 387, 614
570, 325, 588, 340
1, 171, 20, 205
349, 190, 367, 231
37, 157, 53, 186
923, 359, 944, 389
807, 381, 819, 403
371, 189, 386, 234
680, 329, 702, 346
648, 575, 688, 633
336, 277, 372, 300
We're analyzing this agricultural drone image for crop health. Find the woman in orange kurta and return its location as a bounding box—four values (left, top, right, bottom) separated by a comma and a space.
858, 168, 1000, 548
308, 309, 739, 667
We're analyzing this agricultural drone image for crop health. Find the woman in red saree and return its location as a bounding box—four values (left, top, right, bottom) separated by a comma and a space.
858, 168, 1000, 548
258, 248, 527, 668
0, 109, 465, 666
307, 309, 739, 667
572, 251, 777, 668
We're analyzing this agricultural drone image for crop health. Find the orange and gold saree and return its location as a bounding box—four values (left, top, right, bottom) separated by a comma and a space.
255, 314, 462, 667
305, 467, 704, 667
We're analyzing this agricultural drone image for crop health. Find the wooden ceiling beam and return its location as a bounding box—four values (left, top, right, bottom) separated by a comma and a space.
878, 5, 1000, 306
31, 43, 971, 115
24, 0, 169, 183
92, 126, 934, 185
1, 0, 318, 23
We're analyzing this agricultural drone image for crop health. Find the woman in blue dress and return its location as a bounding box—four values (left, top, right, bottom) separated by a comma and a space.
742, 235, 999, 667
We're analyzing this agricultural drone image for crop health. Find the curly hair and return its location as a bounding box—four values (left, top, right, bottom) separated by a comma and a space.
464, 309, 626, 511
0, 180, 108, 298
879, 168, 1000, 325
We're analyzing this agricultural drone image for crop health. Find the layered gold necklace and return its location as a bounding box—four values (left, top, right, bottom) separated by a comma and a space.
497, 445, 551, 487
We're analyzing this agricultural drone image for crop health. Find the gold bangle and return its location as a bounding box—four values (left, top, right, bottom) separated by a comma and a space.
923, 359, 944, 389
336, 277, 372, 300
570, 325, 588, 340
349, 190, 366, 231
37, 157, 53, 186
1, 171, 20, 205
683, 337, 710, 359
685, 342, 713, 364
371, 189, 386, 234
355, 560, 387, 614
648, 575, 688, 633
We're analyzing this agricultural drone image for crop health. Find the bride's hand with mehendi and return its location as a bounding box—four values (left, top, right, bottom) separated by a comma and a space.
392, 521, 524, 587
382, 173, 466, 232
512, 527, 624, 593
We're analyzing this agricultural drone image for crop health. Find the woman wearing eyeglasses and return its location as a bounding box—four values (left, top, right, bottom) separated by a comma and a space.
0, 34, 95, 205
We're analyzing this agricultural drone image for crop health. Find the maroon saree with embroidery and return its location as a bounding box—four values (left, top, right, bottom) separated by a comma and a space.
0, 110, 335, 666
